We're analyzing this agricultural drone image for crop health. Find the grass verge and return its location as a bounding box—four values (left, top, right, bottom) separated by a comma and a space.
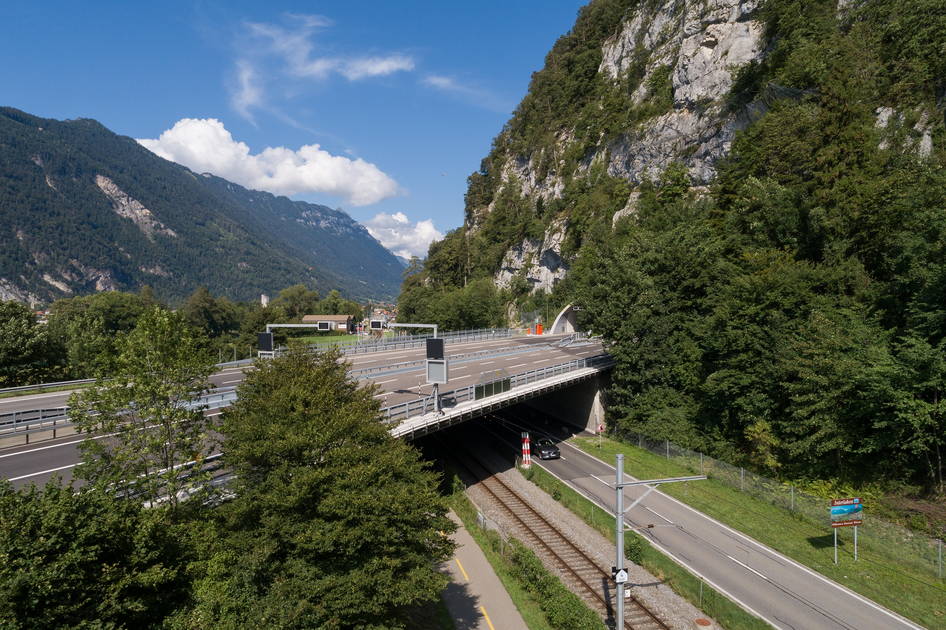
571, 436, 946, 628
448, 480, 605, 630
520, 464, 770, 630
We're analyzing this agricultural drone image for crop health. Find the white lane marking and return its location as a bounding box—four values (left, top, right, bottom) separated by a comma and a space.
727, 555, 769, 581
0, 409, 224, 460
374, 378, 399, 385
0, 391, 75, 404
509, 363, 528, 369
558, 440, 924, 630
221, 379, 242, 384
9, 463, 77, 481
532, 359, 546, 364
480, 361, 495, 365
373, 393, 391, 398
647, 507, 673, 524
0, 434, 108, 459
534, 452, 776, 628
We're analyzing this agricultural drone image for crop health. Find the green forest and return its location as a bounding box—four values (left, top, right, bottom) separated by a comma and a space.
0, 108, 404, 303
401, 0, 946, 496
0, 284, 366, 387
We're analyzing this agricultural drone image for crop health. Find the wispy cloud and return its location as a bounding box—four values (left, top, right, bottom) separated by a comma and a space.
229, 14, 416, 122
231, 60, 262, 124
421, 74, 510, 113
340, 55, 415, 80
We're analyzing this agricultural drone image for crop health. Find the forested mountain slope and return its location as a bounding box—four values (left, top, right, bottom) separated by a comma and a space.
0, 107, 403, 303
402, 0, 946, 489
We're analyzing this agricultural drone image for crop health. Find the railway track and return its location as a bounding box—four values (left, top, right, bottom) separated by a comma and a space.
453, 450, 669, 630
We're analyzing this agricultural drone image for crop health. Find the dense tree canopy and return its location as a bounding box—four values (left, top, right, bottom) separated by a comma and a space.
0, 481, 188, 629
70, 307, 216, 510
173, 346, 455, 628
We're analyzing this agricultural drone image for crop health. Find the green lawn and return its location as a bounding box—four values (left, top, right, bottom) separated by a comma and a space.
570, 436, 946, 628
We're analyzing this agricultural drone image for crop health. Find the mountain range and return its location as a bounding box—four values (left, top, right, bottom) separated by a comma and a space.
0, 107, 405, 305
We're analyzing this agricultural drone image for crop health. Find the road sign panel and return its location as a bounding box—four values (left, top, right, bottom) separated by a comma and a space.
426, 359, 448, 384
830, 497, 863, 527
614, 569, 628, 583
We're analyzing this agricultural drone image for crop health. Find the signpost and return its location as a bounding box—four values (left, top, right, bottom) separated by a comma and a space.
830, 498, 863, 563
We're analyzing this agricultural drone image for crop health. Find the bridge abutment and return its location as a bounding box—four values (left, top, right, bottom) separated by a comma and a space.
522, 374, 608, 435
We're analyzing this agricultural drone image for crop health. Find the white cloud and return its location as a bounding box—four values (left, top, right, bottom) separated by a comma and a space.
138, 118, 399, 206
365, 212, 443, 259
422, 74, 509, 113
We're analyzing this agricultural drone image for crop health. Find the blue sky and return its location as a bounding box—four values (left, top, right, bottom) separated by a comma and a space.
1, 1, 584, 257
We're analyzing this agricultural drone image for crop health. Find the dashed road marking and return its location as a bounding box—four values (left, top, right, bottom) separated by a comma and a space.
480, 606, 497, 630
455, 558, 470, 582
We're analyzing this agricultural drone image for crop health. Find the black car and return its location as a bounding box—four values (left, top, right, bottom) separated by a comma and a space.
535, 438, 560, 460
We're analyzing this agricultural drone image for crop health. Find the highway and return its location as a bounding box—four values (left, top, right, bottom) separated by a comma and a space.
481, 418, 922, 630
0, 333, 606, 487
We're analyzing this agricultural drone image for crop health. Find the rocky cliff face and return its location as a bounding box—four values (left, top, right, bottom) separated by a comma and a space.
479, 0, 765, 296
601, 0, 763, 185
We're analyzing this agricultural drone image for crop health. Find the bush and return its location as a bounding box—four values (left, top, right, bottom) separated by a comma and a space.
506, 539, 606, 630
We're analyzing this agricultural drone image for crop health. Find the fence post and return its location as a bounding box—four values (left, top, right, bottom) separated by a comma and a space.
740, 467, 745, 491
666, 440, 670, 460
791, 485, 795, 512
700, 452, 704, 475
937, 539, 943, 580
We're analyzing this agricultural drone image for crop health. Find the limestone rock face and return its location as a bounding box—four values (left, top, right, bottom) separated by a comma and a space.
494, 219, 569, 294
95, 175, 177, 240
484, 0, 765, 293
601, 0, 764, 185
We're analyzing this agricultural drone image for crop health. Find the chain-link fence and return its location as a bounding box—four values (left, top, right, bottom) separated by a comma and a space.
621, 431, 945, 581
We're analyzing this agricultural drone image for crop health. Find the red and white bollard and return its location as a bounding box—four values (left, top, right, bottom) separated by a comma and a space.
521, 432, 532, 468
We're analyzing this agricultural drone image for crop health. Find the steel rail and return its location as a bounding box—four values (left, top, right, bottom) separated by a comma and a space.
452, 451, 669, 630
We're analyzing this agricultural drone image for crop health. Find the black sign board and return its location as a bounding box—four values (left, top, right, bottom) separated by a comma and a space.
426, 338, 444, 360
258, 332, 274, 352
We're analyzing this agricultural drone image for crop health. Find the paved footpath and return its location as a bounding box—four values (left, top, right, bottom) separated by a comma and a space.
441, 511, 529, 630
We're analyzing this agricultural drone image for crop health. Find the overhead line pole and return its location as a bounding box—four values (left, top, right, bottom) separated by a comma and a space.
611, 454, 705, 629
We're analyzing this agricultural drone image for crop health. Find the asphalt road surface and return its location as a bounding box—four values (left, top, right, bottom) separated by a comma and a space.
486, 418, 922, 630
1, 334, 605, 488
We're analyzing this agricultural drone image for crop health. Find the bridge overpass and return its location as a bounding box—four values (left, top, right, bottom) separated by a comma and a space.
0, 329, 925, 630
0, 329, 613, 487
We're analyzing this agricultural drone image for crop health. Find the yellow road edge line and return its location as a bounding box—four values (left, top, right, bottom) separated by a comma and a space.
455, 558, 470, 582
479, 606, 496, 630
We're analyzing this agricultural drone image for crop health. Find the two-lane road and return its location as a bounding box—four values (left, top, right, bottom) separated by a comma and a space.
493, 420, 922, 630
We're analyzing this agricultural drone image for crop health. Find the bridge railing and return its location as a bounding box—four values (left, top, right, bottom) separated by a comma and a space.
300, 327, 516, 357
379, 354, 614, 423
0, 387, 240, 444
